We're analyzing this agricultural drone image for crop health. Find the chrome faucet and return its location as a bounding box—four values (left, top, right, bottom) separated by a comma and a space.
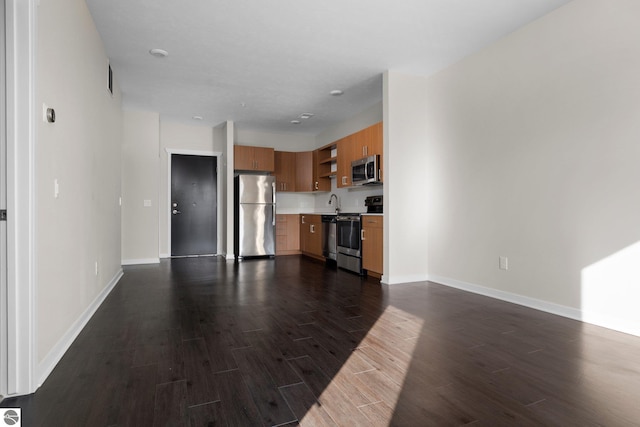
328, 193, 340, 213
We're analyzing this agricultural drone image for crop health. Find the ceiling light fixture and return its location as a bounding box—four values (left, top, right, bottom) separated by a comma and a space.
299, 113, 314, 119
149, 48, 168, 58
290, 120, 301, 124
192, 115, 203, 120
330, 89, 343, 96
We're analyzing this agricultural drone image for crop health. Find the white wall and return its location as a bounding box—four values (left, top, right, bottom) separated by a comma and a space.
236, 129, 316, 151
36, 0, 123, 370
382, 72, 430, 284
158, 120, 225, 257
121, 110, 159, 264
224, 121, 234, 258
315, 102, 382, 147
411, 0, 640, 335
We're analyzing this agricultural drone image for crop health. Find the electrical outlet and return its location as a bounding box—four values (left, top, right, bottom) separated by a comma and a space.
499, 256, 509, 270
54, 179, 59, 198
143, 199, 152, 207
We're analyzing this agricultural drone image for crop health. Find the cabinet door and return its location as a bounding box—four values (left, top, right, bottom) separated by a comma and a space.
307, 219, 322, 257
234, 146, 275, 171
274, 151, 296, 192
300, 215, 322, 258
254, 147, 275, 172
295, 151, 313, 192
355, 122, 383, 158
234, 145, 255, 170
362, 215, 383, 275
336, 136, 353, 188
300, 215, 310, 253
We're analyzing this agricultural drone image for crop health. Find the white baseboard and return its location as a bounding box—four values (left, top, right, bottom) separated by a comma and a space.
37, 268, 124, 387
426, 274, 640, 337
225, 254, 235, 261
381, 273, 429, 286
159, 253, 170, 259
427, 274, 582, 321
121, 258, 160, 265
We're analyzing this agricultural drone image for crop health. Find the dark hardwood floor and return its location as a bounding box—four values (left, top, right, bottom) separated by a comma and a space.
4, 256, 640, 426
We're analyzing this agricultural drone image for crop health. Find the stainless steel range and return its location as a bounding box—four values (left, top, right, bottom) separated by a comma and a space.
336, 213, 362, 275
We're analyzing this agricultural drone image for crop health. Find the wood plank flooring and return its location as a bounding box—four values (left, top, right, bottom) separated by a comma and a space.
3, 256, 640, 426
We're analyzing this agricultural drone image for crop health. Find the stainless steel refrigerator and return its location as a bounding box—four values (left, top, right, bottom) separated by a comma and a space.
234, 174, 276, 259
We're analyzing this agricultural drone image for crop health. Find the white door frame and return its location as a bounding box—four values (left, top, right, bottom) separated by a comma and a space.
2, 0, 37, 397
1, 0, 7, 398
165, 149, 223, 257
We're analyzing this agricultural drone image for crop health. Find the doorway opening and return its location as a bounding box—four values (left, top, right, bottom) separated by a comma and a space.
169, 153, 219, 257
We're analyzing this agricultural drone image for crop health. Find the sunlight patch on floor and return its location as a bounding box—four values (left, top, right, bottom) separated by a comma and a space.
301, 305, 425, 425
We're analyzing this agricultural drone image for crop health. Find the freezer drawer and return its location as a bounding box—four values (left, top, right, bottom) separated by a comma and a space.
237, 203, 275, 257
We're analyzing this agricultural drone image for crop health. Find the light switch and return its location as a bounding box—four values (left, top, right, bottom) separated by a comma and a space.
54, 179, 59, 198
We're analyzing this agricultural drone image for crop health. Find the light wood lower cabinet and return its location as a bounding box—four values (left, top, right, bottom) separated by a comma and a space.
276, 214, 300, 255
300, 214, 323, 260
362, 215, 383, 277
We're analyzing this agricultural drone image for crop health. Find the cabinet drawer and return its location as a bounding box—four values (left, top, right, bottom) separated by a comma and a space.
362, 215, 383, 228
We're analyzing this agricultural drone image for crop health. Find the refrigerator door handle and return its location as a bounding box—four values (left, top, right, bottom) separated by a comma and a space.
272, 204, 276, 226
272, 182, 276, 203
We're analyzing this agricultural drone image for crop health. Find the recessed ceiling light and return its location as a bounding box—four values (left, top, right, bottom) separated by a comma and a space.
299, 113, 314, 119
149, 48, 168, 58
330, 89, 343, 96
192, 115, 203, 120
290, 120, 301, 124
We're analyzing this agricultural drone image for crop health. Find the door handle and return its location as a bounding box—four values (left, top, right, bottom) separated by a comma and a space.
361, 229, 365, 240
172, 209, 181, 215
310, 224, 315, 233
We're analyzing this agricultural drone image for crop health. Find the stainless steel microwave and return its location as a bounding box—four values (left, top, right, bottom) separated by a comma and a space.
351, 155, 381, 185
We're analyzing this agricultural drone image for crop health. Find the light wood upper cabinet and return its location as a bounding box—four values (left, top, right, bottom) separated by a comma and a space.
361, 214, 383, 276
295, 151, 314, 192
234, 145, 275, 172
336, 122, 383, 188
274, 151, 297, 192
336, 136, 353, 188
274, 150, 323, 193
354, 122, 383, 159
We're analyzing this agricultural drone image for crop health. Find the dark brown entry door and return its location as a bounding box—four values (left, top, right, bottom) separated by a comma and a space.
171, 154, 217, 256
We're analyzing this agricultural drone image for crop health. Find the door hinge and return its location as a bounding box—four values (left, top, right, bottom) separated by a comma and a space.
0, 210, 6, 221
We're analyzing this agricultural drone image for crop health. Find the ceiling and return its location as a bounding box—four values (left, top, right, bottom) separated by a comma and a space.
85, 0, 571, 136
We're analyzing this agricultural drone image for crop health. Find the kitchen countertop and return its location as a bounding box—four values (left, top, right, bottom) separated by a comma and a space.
276, 210, 383, 216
